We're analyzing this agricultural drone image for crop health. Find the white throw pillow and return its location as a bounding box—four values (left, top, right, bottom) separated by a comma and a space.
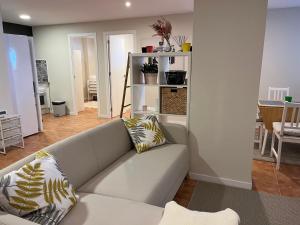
159, 201, 240, 225
0, 151, 77, 225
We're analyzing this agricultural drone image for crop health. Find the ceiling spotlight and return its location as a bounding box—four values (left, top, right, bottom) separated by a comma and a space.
19, 14, 31, 20
125, 1, 131, 7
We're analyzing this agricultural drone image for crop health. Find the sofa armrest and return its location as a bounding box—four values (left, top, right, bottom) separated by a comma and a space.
160, 123, 187, 145
0, 212, 38, 225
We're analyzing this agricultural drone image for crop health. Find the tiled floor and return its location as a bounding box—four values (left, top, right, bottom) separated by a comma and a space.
173, 177, 197, 207
174, 160, 300, 207
252, 160, 300, 197
1, 109, 299, 208
84, 101, 98, 109
0, 108, 111, 169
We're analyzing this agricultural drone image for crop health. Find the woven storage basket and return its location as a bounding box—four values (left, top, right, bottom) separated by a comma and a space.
160, 87, 187, 115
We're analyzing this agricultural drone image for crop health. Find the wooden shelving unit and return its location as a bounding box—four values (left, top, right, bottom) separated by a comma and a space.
130, 52, 192, 126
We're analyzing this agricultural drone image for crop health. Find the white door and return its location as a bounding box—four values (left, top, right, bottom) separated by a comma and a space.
72, 50, 85, 112
4, 34, 39, 136
108, 34, 134, 117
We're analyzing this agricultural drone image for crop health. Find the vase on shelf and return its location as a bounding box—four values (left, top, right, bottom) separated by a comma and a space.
164, 38, 172, 52
144, 73, 158, 84
141, 61, 158, 84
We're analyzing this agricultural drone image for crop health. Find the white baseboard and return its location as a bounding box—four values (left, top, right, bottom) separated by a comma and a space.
69, 111, 78, 116
100, 114, 111, 119
189, 172, 252, 190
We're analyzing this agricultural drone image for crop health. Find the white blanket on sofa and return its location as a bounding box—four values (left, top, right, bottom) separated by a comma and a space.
159, 201, 240, 225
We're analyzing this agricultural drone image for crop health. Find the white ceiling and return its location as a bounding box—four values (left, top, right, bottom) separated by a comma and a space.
1, 0, 300, 27
0, 0, 194, 26
268, 0, 300, 9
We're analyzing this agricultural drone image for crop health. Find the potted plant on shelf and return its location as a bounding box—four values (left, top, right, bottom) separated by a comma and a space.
141, 61, 158, 84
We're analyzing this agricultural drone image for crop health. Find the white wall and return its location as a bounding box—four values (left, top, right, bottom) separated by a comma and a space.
189, 0, 267, 188
85, 38, 97, 78
0, 10, 15, 113
70, 37, 88, 102
33, 13, 193, 117
260, 8, 300, 101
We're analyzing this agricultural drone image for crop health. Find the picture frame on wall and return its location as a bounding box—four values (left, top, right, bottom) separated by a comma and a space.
36, 59, 49, 84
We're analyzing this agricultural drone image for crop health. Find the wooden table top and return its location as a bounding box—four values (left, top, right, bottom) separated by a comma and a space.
258, 100, 284, 107
258, 100, 284, 131
258, 100, 297, 131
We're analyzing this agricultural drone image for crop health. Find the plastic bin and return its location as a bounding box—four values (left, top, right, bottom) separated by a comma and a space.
52, 101, 66, 117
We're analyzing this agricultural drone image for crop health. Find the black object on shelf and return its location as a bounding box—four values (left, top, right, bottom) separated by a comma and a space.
165, 70, 187, 85
141, 47, 147, 53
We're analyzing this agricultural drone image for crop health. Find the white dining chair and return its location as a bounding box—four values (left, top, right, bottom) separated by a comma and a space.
254, 107, 263, 150
268, 87, 289, 101
270, 102, 300, 170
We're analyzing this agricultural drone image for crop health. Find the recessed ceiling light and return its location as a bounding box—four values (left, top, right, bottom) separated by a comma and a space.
19, 14, 31, 20
125, 1, 131, 7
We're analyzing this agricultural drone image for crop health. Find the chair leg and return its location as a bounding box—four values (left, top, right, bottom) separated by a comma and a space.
259, 125, 263, 150
270, 131, 275, 157
261, 128, 268, 155
276, 138, 283, 170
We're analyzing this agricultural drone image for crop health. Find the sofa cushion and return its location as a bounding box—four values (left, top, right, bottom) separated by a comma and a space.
60, 193, 163, 225
43, 130, 99, 189
86, 119, 133, 171
0, 120, 133, 191
160, 123, 187, 145
123, 115, 166, 153
79, 144, 189, 207
0, 211, 38, 225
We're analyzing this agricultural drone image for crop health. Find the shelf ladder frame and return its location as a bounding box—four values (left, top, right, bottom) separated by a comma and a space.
120, 52, 131, 118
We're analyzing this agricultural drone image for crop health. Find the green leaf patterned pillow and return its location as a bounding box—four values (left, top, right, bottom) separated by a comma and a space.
0, 150, 77, 225
123, 115, 166, 153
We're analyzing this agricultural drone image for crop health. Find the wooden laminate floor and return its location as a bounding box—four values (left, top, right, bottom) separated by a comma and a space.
1, 108, 299, 208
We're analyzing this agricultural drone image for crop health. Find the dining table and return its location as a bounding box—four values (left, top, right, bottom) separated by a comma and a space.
258, 100, 285, 131
258, 99, 299, 154
258, 100, 287, 154
258, 100, 299, 131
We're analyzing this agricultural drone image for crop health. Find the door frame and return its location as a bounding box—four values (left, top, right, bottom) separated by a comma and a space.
67, 32, 100, 116
103, 30, 137, 118
28, 37, 43, 132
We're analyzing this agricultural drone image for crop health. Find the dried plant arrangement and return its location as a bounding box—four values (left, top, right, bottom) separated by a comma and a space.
151, 17, 172, 50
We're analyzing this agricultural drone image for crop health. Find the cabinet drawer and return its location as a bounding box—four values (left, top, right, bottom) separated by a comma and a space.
0, 135, 22, 149
0, 127, 22, 140
1, 117, 21, 130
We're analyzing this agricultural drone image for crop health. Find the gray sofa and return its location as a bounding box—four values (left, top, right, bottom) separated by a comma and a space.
0, 119, 189, 225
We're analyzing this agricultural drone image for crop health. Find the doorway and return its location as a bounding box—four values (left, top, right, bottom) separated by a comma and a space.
68, 33, 99, 116
104, 31, 135, 118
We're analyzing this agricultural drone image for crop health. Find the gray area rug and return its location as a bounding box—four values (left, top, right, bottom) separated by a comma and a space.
188, 182, 300, 225
253, 137, 300, 166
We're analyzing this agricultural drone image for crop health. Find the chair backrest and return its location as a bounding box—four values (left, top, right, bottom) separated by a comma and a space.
280, 102, 300, 136
268, 87, 289, 101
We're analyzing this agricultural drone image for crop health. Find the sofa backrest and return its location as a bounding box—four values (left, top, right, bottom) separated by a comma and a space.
0, 119, 133, 189
85, 119, 133, 172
